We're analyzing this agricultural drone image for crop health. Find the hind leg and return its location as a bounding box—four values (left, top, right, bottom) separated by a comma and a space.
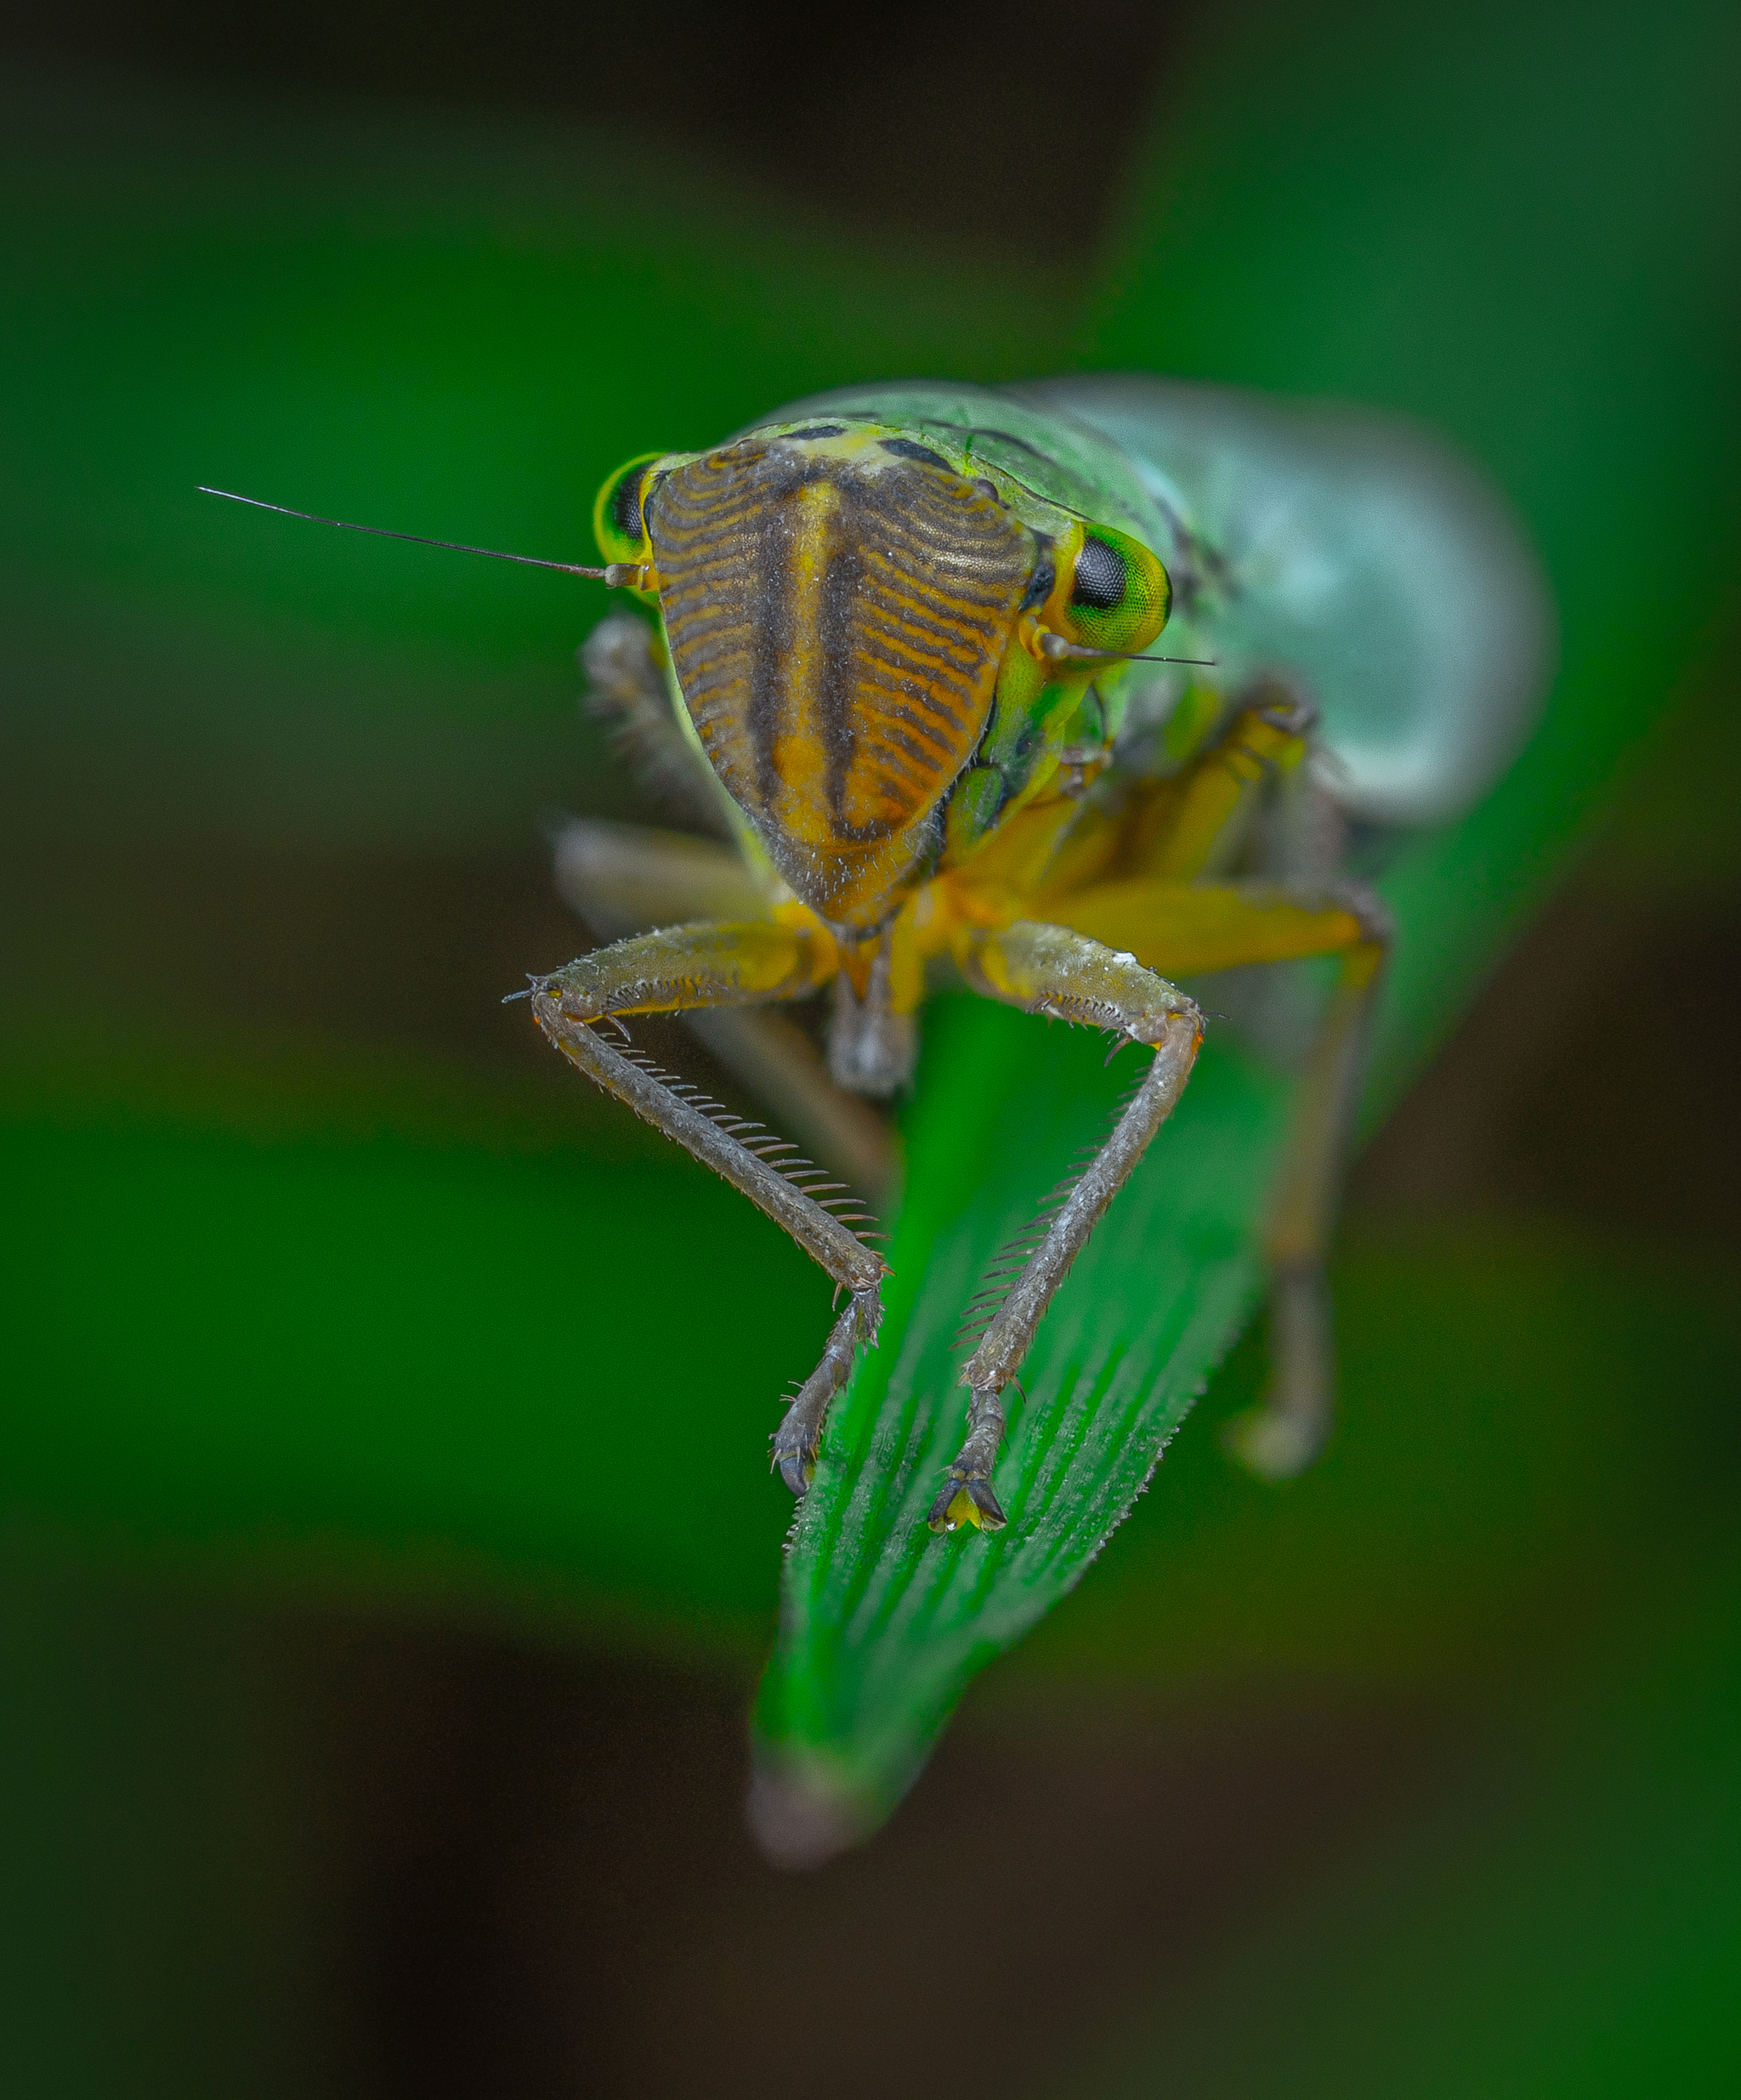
1223, 934, 1387, 1478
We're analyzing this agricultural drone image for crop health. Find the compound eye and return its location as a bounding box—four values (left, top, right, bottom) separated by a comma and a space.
1070, 535, 1127, 611
1063, 524, 1171, 656
593, 451, 664, 564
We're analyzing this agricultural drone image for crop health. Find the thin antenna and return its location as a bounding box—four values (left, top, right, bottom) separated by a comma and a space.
196, 486, 629, 582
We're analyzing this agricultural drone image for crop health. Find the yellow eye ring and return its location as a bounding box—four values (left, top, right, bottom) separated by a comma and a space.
1060, 523, 1171, 656
593, 451, 666, 565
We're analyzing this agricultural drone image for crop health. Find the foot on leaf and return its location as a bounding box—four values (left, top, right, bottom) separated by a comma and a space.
927, 1473, 1007, 1535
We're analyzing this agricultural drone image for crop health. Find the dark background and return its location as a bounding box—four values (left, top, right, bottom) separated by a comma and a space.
6, 0, 1181, 264
3, 4, 1738, 2095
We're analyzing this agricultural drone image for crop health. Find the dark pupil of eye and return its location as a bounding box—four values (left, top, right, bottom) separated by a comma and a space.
611, 473, 644, 542
1071, 537, 1126, 610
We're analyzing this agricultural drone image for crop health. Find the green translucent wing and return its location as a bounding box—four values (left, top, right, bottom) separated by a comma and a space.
1024, 376, 1553, 825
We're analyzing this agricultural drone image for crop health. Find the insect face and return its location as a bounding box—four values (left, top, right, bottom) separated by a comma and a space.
589, 423, 1175, 933
600, 427, 1035, 930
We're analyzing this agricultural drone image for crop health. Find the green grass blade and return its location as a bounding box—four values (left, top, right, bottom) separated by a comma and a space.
751, 1001, 1291, 1854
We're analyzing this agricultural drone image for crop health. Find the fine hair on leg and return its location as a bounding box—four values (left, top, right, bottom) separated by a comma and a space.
526, 922, 888, 1497
548, 814, 901, 1205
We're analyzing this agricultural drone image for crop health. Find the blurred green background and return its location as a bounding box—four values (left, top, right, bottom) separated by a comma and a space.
3, 2, 1739, 2093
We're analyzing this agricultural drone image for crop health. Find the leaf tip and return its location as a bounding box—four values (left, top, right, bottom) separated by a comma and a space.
745, 1745, 873, 1871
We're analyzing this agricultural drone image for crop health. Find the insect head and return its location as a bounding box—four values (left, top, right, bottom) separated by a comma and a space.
590, 419, 1174, 935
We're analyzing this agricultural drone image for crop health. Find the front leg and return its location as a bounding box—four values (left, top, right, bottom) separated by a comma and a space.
551, 815, 901, 1208
529, 922, 887, 1495
1045, 873, 1391, 1479
931, 922, 1205, 1532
